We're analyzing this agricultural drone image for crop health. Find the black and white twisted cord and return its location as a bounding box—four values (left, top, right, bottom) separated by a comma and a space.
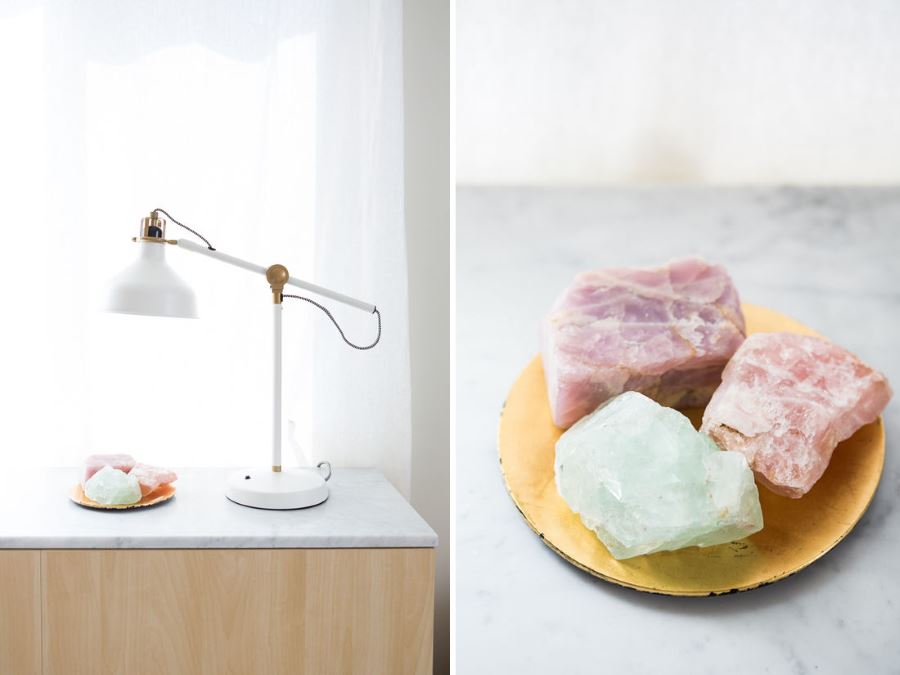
152, 208, 217, 250
282, 293, 381, 350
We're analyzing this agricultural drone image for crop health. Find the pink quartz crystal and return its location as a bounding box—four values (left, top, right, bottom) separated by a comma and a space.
541, 258, 746, 428
82, 454, 136, 484
701, 332, 892, 498
129, 463, 178, 497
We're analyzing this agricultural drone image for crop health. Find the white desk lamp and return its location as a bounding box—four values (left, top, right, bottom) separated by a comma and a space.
105, 210, 380, 510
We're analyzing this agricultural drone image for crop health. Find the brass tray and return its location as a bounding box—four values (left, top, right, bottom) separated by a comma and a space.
70, 483, 176, 510
498, 303, 885, 596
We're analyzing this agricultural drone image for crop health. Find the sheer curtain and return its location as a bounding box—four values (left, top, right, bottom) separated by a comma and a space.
0, 0, 411, 495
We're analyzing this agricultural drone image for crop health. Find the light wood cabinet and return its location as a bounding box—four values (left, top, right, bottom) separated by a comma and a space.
2, 548, 433, 675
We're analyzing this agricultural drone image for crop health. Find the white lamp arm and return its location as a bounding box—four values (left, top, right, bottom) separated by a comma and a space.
174, 238, 376, 314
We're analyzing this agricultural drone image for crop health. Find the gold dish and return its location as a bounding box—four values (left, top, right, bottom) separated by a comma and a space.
70, 483, 176, 510
498, 303, 885, 596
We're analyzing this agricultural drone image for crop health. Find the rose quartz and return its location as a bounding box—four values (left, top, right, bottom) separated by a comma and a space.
541, 258, 746, 428
701, 332, 892, 498
129, 463, 178, 497
82, 454, 136, 484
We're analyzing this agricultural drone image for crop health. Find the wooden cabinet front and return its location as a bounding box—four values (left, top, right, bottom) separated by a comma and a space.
1, 548, 434, 675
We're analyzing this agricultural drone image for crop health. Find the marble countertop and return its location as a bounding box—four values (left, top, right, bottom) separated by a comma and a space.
0, 468, 437, 549
457, 187, 900, 675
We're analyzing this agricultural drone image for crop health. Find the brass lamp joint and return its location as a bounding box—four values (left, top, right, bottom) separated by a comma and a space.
266, 264, 289, 304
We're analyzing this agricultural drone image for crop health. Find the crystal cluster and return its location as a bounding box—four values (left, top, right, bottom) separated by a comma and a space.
83, 465, 142, 505
701, 332, 892, 498
81, 455, 177, 504
541, 258, 746, 429
555, 391, 763, 559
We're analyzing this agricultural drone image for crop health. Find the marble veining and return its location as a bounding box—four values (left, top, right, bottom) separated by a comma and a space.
457, 186, 900, 675
0, 468, 437, 549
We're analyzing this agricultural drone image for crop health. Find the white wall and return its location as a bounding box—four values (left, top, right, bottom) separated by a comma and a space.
404, 0, 451, 672
458, 0, 900, 185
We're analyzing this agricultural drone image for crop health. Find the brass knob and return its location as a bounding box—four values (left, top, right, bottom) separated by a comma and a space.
266, 264, 289, 303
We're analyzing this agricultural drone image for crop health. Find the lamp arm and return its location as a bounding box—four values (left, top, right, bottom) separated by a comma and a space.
174, 238, 377, 314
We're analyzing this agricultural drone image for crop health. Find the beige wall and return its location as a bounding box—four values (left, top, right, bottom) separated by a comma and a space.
458, 0, 900, 185
404, 0, 451, 672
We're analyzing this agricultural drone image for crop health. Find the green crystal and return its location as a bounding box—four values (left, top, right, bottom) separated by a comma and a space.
555, 391, 763, 560
84, 465, 142, 505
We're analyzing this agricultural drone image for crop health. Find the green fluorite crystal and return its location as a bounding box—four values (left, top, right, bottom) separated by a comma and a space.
555, 391, 763, 560
84, 465, 142, 505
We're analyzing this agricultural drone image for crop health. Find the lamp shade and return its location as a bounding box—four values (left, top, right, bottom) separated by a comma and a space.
105, 241, 198, 318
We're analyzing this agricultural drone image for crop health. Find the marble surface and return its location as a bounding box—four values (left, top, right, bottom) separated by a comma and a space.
0, 468, 437, 549
457, 187, 900, 675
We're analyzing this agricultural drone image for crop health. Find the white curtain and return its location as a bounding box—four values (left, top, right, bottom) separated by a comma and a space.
0, 0, 411, 495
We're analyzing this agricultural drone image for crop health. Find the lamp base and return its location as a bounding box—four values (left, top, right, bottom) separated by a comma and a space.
225, 468, 329, 510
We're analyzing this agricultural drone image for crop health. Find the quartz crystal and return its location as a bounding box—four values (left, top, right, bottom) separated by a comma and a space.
130, 463, 178, 497
83, 454, 136, 484
555, 391, 763, 560
542, 258, 746, 429
701, 332, 892, 498
83, 465, 142, 505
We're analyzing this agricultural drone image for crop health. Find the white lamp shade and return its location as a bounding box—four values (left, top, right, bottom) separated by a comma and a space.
105, 242, 198, 318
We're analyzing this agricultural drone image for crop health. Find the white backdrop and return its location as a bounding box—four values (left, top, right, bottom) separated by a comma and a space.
458, 0, 900, 185
0, 0, 411, 495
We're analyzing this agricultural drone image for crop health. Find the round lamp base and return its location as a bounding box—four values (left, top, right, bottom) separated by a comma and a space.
225, 468, 329, 510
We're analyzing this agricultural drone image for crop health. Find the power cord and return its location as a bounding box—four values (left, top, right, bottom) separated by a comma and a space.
152, 208, 216, 250
282, 293, 381, 350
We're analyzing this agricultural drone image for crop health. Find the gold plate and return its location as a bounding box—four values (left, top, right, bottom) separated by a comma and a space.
70, 483, 176, 510
498, 303, 886, 596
